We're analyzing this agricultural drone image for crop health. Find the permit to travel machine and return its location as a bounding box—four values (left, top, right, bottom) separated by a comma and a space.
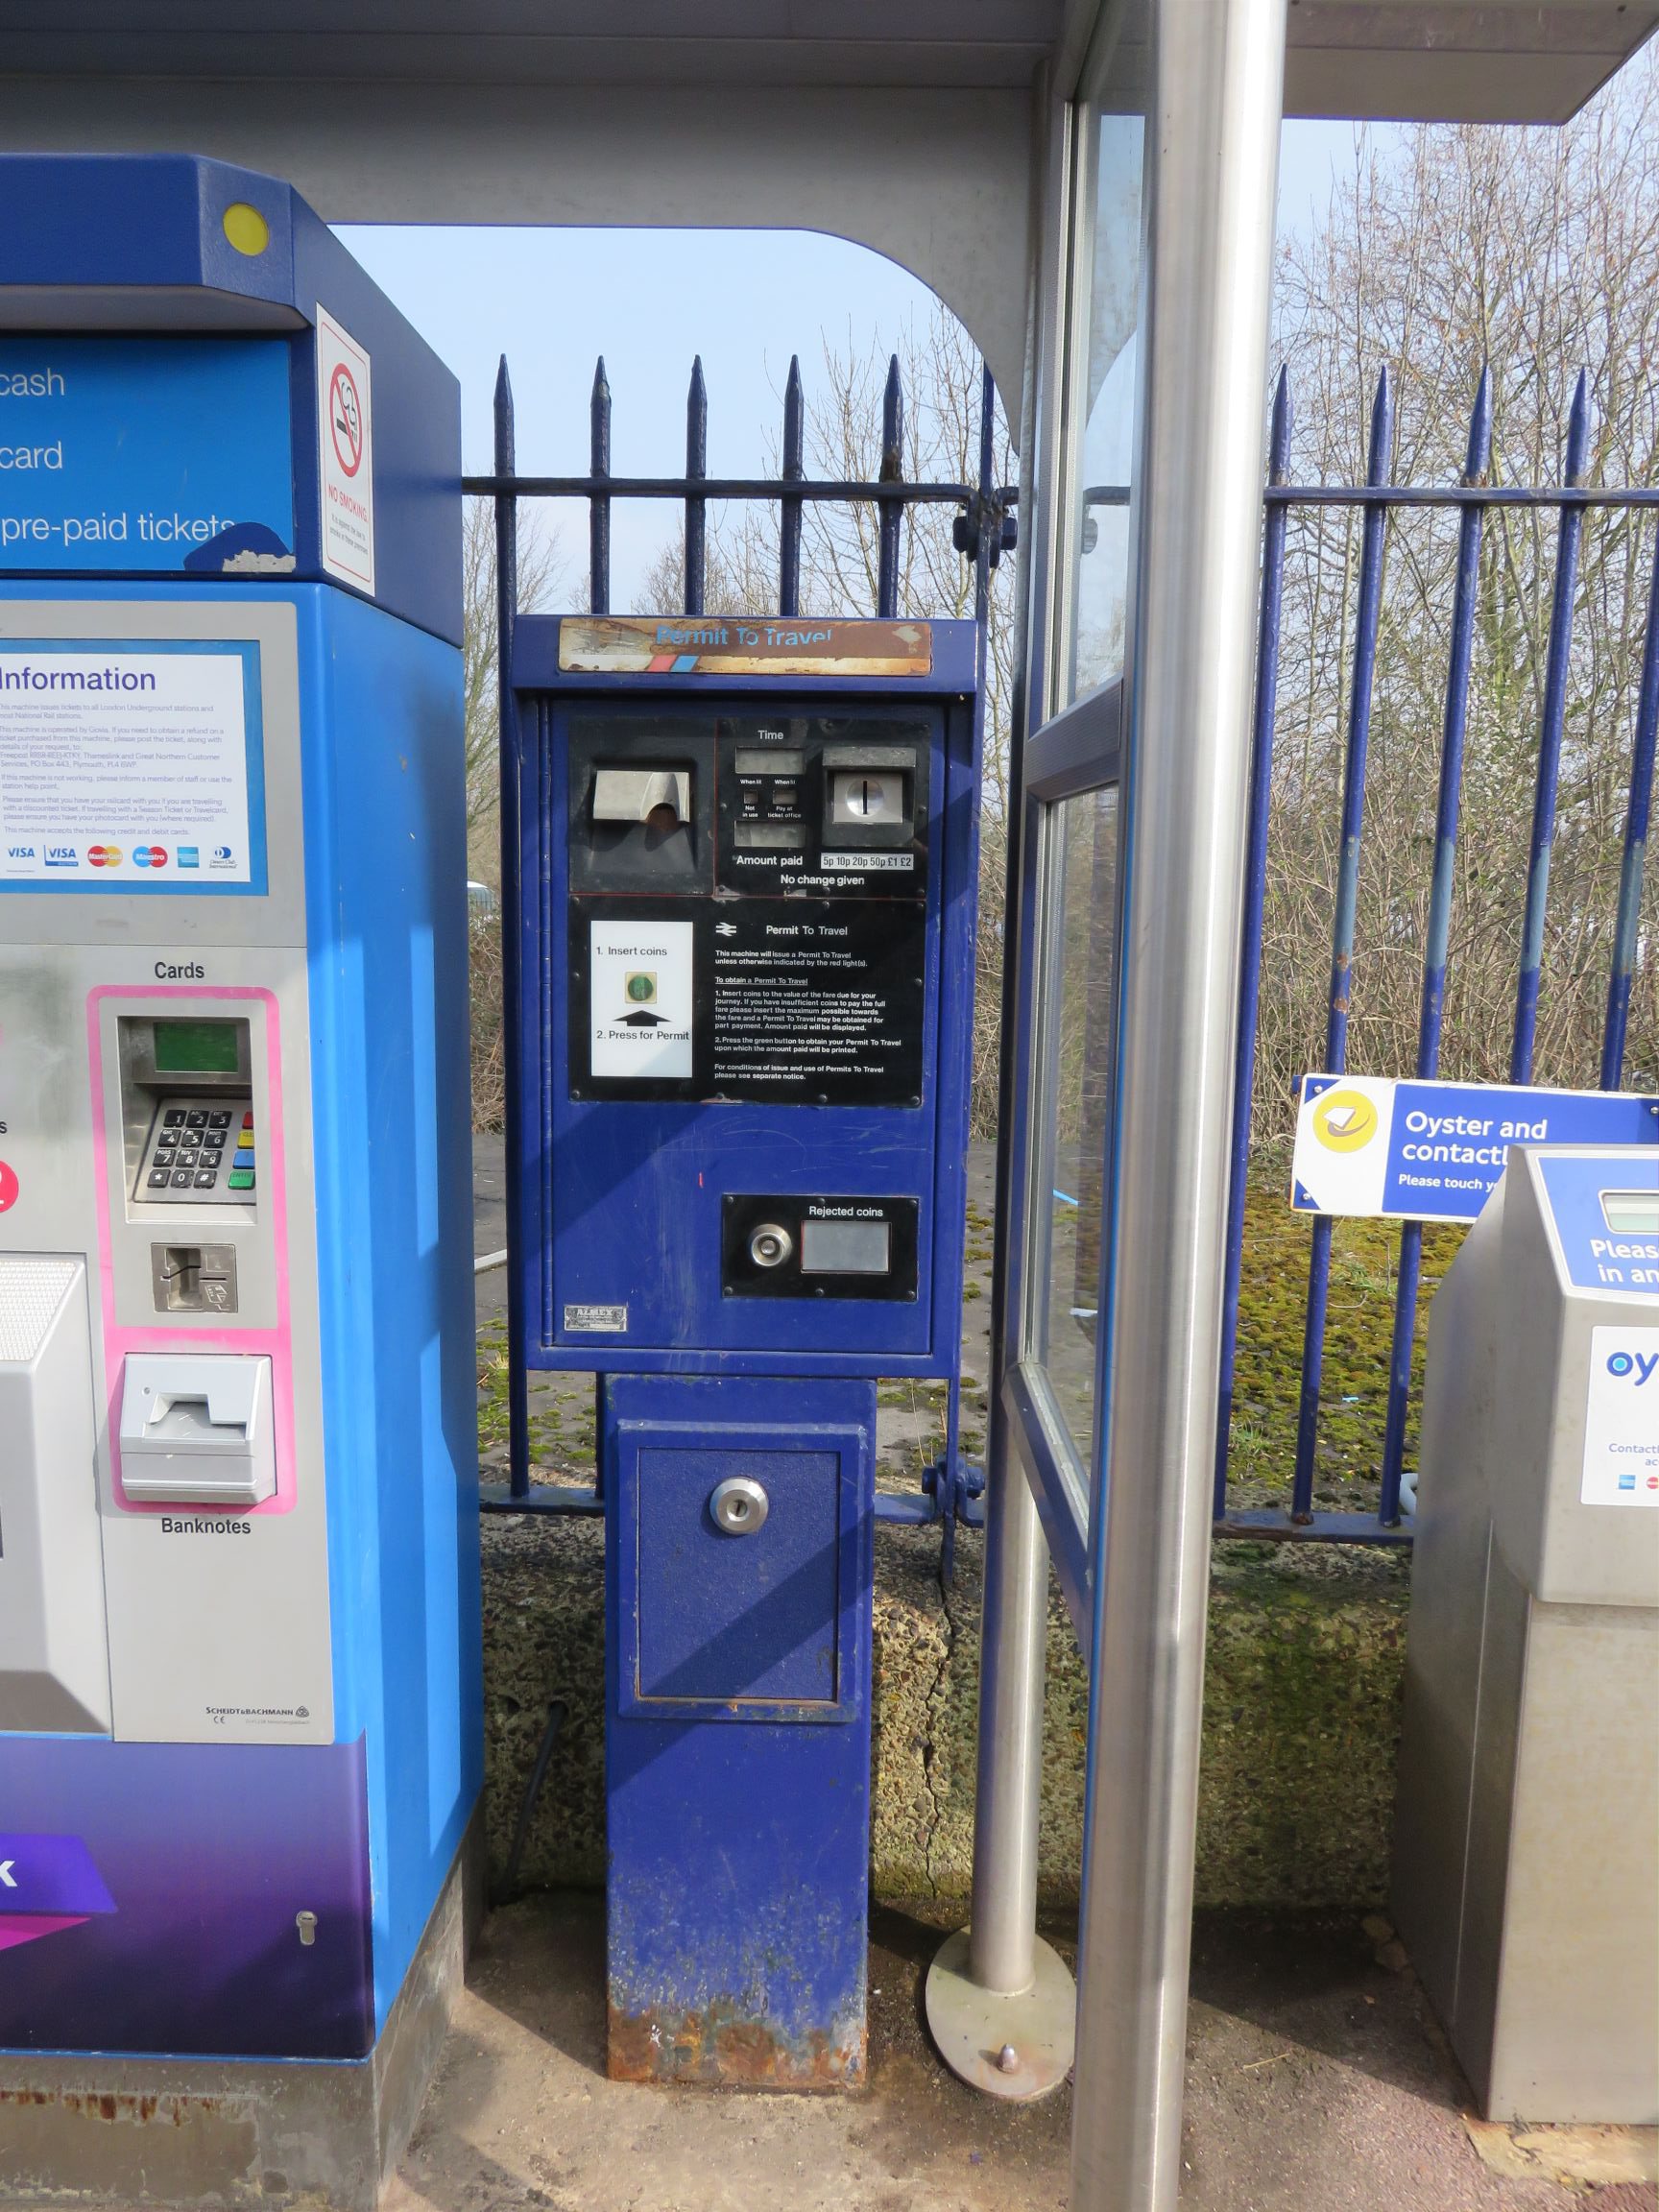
1394, 1145, 1658, 2125
508, 612, 980, 2085
0, 155, 477, 2200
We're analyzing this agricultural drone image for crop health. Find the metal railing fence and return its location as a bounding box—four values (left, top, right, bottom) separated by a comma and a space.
469, 349, 1655, 1551
1214, 363, 1659, 1544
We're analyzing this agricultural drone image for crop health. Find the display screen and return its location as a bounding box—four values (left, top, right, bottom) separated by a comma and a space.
1600, 1190, 1659, 1235
801, 1219, 891, 1275
153, 1019, 241, 1075
733, 748, 804, 777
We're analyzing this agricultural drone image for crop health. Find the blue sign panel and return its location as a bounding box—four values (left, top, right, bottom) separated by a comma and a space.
1292, 1073, 1659, 1221
0, 338, 294, 574
1537, 1151, 1659, 1292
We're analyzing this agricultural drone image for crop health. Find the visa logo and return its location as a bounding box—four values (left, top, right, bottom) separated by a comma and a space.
6, 844, 36, 860
45, 845, 78, 866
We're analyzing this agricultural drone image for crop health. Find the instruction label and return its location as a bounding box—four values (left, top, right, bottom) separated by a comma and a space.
316, 309, 374, 593
0, 337, 294, 573
0, 642, 264, 892
1582, 1328, 1659, 1506
711, 902, 923, 1104
589, 919, 694, 1078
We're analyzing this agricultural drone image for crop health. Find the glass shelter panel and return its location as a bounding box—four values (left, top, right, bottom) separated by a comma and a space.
1069, 111, 1144, 706
1038, 783, 1119, 1467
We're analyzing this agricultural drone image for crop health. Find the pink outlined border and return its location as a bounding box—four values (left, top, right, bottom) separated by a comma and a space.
86, 984, 297, 1518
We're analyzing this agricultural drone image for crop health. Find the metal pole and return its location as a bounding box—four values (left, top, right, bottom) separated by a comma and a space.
1070, 0, 1286, 2201
926, 362, 1073, 2103
968, 351, 1046, 1999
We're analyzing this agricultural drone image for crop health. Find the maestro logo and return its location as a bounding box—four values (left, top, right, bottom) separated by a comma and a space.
86, 844, 123, 870
133, 845, 168, 870
1605, 1348, 1659, 1386
1312, 1088, 1381, 1154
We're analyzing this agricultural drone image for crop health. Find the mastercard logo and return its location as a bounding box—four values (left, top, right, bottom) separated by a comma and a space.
1312, 1089, 1380, 1152
87, 845, 123, 869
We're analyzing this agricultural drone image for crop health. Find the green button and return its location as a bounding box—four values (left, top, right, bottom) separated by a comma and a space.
229, 1168, 254, 1190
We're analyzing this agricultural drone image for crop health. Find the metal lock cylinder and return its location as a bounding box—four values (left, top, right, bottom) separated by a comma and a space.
709, 1477, 769, 1535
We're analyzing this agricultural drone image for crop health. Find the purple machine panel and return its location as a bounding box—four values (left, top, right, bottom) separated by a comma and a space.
0, 1738, 373, 2059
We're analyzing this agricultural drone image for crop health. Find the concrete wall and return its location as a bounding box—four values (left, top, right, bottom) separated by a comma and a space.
480, 1512, 1409, 1911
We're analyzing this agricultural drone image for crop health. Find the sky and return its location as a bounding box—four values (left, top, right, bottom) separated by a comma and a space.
337, 118, 1395, 610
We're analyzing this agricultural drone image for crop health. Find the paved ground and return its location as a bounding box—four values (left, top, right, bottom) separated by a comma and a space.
391, 1895, 1649, 2212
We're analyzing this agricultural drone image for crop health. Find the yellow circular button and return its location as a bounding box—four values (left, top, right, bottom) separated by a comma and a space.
222, 203, 271, 258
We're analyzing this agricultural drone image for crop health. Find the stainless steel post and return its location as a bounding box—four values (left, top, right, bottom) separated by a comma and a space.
926, 98, 1077, 2086
1070, 0, 1286, 2201
967, 1391, 1048, 1997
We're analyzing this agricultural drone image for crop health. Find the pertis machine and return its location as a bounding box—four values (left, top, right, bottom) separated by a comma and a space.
1393, 1145, 1658, 2122
507, 613, 980, 2085
0, 157, 477, 2200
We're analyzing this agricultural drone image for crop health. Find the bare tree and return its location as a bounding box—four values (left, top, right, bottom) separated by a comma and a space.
463, 497, 576, 878
1251, 49, 1659, 1158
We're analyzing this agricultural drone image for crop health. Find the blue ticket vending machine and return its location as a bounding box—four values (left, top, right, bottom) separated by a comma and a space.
509, 613, 979, 2085
0, 158, 477, 2203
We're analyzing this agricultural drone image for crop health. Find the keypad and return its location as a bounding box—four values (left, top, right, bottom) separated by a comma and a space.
136, 1094, 256, 1205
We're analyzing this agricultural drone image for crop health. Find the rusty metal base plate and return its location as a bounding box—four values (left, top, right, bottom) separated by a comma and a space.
924, 1928, 1074, 2102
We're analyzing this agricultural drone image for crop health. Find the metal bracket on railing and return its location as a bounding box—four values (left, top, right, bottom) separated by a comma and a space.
872, 1453, 986, 1580
952, 492, 1018, 569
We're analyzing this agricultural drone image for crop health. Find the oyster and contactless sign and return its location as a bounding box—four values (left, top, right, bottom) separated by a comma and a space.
0, 337, 296, 574
558, 615, 933, 677
1290, 1072, 1659, 1223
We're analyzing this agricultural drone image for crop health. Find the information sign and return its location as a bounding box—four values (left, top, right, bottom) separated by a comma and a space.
0, 640, 265, 893
1290, 1073, 1659, 1222
0, 337, 293, 573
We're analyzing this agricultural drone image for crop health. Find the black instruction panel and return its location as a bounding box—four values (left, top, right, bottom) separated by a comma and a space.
565, 707, 933, 1106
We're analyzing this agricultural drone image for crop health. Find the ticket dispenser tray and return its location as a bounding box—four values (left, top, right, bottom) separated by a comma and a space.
118, 1353, 276, 1507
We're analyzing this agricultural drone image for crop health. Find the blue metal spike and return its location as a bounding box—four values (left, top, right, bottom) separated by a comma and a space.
1601, 530, 1659, 1088
589, 355, 612, 617
878, 354, 903, 618
1378, 363, 1496, 1525
1292, 360, 1394, 1521
780, 355, 804, 619
685, 356, 708, 616
1512, 366, 1592, 1080
1214, 363, 1296, 1525
492, 353, 529, 1501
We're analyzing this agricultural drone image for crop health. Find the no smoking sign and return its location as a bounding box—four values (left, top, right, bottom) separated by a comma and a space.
328, 361, 364, 478
316, 306, 374, 592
